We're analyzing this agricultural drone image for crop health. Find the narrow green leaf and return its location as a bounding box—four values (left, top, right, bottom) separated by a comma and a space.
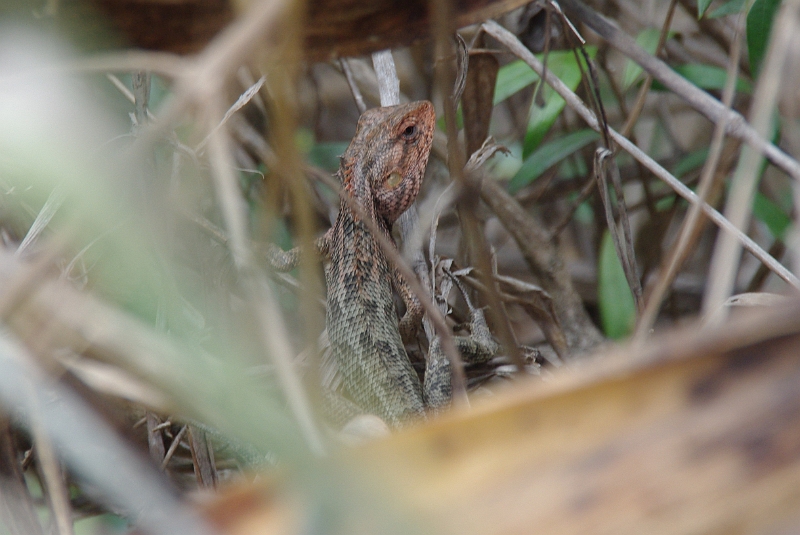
494, 60, 540, 105
697, 0, 715, 18
598, 230, 636, 340
747, 0, 782, 75
307, 141, 348, 172
523, 47, 596, 157
436, 106, 464, 132
672, 148, 710, 178
622, 29, 664, 89
709, 0, 747, 18
753, 192, 791, 239
652, 63, 753, 93
509, 129, 599, 193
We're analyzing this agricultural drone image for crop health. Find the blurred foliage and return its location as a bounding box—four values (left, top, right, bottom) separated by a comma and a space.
2, 0, 800, 532
652, 63, 753, 93
747, 0, 782, 74
509, 129, 599, 193
622, 29, 672, 89
598, 230, 636, 339
523, 48, 596, 157
709, 0, 747, 18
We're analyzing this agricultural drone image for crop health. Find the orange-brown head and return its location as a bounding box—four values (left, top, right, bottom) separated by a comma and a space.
340, 101, 435, 224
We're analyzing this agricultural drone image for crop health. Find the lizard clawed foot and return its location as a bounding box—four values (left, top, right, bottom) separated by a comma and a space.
423, 270, 500, 411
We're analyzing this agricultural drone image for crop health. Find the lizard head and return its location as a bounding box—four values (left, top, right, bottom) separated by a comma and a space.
343, 100, 435, 224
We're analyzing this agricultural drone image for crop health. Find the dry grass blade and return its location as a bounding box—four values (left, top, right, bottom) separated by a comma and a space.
636, 16, 745, 337
558, 0, 800, 182
594, 149, 643, 311
206, 300, 800, 535
482, 20, 800, 291
160, 424, 188, 471
340, 58, 368, 113
703, 0, 800, 322
195, 75, 266, 154
618, 0, 678, 139
0, 332, 219, 535
189, 426, 219, 488
25, 372, 75, 535
14, 186, 65, 257
1, 415, 45, 535
430, 5, 526, 371
462, 34, 499, 156
206, 102, 326, 456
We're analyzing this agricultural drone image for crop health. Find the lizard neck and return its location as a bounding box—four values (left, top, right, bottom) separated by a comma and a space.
338, 159, 391, 235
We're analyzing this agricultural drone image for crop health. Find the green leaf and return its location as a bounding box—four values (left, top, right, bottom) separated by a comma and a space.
436, 106, 464, 132
523, 47, 596, 157
598, 230, 636, 340
307, 141, 349, 172
623, 29, 664, 89
697, 0, 715, 18
709, 0, 747, 18
652, 63, 753, 93
509, 129, 599, 193
672, 148, 709, 178
494, 60, 540, 105
747, 0, 782, 75
753, 192, 791, 239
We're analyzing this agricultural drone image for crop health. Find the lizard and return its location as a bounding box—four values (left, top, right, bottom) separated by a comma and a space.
268, 101, 497, 428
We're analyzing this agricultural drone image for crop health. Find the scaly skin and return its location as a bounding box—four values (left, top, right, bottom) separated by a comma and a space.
323, 101, 435, 427
269, 101, 435, 427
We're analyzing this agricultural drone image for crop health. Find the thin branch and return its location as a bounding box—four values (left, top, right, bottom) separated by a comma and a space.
29, 402, 74, 535
340, 58, 367, 113
67, 51, 185, 79
205, 100, 326, 457
703, 0, 800, 322
636, 15, 745, 337
195, 75, 266, 154
619, 0, 678, 139
372, 50, 400, 107
130, 0, 289, 152
558, 0, 800, 182
482, 20, 800, 291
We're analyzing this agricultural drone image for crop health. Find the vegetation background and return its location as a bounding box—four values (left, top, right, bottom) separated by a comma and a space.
1, 0, 799, 533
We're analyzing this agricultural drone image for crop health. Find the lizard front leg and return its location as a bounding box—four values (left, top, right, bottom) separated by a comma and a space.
390, 264, 425, 342
265, 229, 332, 272
423, 281, 500, 411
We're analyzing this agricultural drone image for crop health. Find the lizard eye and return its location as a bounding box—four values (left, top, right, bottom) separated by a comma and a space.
401, 124, 418, 141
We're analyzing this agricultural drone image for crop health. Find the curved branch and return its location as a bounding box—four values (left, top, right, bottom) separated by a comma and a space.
558, 0, 800, 182
482, 20, 800, 290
